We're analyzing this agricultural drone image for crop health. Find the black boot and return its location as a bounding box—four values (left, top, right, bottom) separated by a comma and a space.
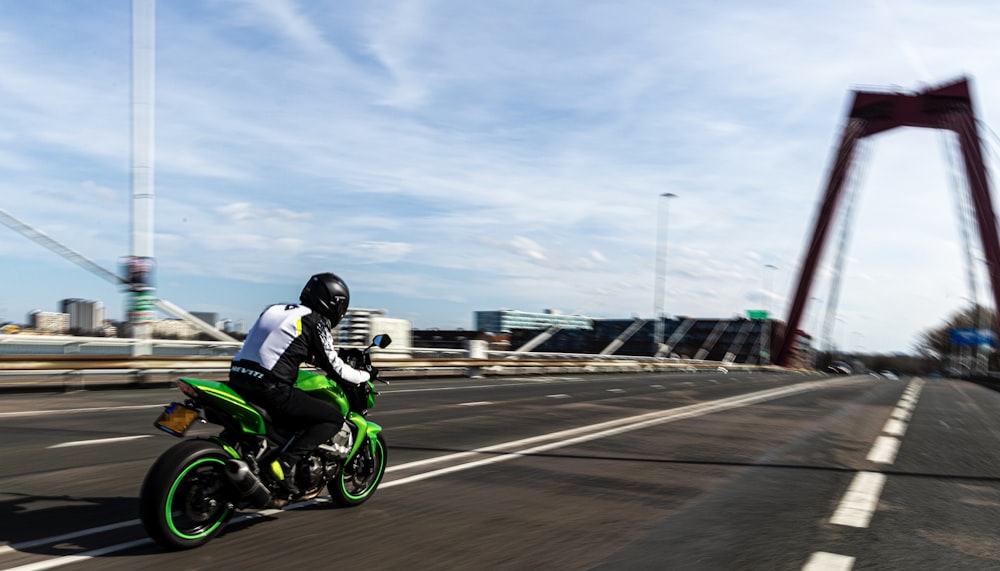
267, 457, 300, 497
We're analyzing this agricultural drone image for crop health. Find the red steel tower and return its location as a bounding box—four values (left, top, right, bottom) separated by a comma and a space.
776, 77, 1000, 366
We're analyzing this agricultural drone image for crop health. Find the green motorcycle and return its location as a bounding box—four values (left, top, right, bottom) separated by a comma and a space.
139, 334, 392, 550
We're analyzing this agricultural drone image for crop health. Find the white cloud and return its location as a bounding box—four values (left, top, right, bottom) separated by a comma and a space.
509, 236, 547, 262
223, 0, 331, 54
82, 181, 120, 202
355, 240, 413, 263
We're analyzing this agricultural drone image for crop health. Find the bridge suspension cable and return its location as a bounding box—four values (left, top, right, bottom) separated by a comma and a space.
0, 208, 237, 343
940, 112, 984, 312
942, 112, 996, 371
818, 127, 873, 355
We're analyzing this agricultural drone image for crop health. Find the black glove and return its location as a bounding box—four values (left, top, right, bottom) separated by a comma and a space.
365, 365, 379, 379
338, 347, 363, 368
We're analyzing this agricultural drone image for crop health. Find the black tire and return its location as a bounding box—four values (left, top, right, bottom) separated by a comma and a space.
329, 433, 387, 507
139, 439, 235, 550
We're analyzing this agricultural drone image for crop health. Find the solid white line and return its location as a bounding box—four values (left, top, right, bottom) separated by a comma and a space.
830, 471, 886, 528
384, 378, 864, 485
547, 394, 571, 399
457, 401, 493, 407
866, 436, 900, 464
0, 520, 140, 555
387, 382, 538, 394
890, 407, 911, 421
802, 551, 855, 570
384, 378, 583, 394
46, 435, 152, 449
4, 539, 152, 571
606, 388, 625, 393
1, 501, 319, 571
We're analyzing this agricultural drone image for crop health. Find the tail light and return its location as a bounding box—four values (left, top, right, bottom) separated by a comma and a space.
178, 380, 199, 399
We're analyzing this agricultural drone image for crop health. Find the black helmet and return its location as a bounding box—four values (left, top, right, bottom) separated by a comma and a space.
299, 273, 350, 326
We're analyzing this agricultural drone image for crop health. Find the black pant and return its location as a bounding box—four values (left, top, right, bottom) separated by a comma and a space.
230, 377, 344, 464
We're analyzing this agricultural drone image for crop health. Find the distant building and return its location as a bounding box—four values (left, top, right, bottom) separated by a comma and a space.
504, 315, 786, 364
370, 315, 412, 350
191, 312, 219, 329
152, 318, 199, 340
28, 311, 69, 334
101, 321, 119, 338
338, 308, 411, 349
338, 308, 384, 345
60, 299, 104, 335
412, 329, 478, 350
475, 309, 593, 334
412, 330, 509, 352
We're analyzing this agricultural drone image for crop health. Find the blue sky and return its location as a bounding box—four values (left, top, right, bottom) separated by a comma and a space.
2, 0, 1000, 354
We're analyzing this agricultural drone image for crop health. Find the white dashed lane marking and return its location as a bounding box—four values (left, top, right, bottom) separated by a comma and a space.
803, 551, 856, 571
807, 378, 925, 569
829, 471, 886, 528
866, 436, 901, 464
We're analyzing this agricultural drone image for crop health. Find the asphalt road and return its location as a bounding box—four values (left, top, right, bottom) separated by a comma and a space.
1, 370, 998, 570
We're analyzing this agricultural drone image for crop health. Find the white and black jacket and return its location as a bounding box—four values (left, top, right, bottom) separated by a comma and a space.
230, 304, 370, 388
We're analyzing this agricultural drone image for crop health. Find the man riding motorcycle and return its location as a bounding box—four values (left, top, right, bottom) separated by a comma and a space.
228, 272, 373, 497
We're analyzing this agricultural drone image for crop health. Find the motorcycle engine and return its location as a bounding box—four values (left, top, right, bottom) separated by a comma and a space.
297, 455, 327, 491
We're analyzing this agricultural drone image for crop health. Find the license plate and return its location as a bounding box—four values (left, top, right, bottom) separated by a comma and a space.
154, 402, 200, 436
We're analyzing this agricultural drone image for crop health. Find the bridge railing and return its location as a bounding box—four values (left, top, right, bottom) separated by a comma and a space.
0, 334, 788, 392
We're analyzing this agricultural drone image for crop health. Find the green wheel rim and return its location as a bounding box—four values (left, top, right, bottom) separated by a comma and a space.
165, 457, 231, 540
341, 438, 386, 501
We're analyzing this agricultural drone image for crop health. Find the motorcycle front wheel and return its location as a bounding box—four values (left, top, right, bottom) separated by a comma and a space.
139, 439, 235, 550
329, 433, 387, 507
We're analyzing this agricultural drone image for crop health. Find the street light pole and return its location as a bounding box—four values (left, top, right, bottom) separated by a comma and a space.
653, 192, 678, 355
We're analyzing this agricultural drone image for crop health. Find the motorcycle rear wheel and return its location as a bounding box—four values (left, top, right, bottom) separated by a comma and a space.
329, 433, 387, 507
139, 439, 235, 550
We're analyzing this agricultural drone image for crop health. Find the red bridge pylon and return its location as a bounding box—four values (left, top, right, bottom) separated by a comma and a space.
776, 77, 1000, 367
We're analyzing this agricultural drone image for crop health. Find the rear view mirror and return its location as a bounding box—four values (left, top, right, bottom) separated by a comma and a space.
373, 334, 392, 349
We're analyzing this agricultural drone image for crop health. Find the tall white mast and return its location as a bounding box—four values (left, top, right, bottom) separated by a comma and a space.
129, 0, 156, 346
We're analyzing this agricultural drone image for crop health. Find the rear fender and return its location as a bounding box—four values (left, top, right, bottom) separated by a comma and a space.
178, 378, 266, 435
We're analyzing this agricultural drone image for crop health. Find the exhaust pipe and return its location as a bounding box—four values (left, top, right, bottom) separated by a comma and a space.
224, 459, 271, 507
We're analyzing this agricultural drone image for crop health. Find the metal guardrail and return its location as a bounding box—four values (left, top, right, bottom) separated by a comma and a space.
0, 334, 241, 356
0, 334, 469, 359
0, 333, 799, 392
0, 351, 784, 392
